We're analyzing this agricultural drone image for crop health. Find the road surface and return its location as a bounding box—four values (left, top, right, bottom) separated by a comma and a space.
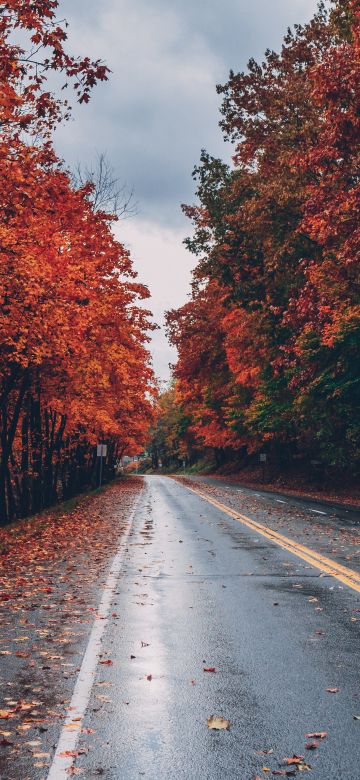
1, 475, 360, 779
58, 475, 360, 778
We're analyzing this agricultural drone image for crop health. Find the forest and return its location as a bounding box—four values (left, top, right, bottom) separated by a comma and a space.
0, 1, 155, 524
2, 0, 360, 527
151, 0, 360, 485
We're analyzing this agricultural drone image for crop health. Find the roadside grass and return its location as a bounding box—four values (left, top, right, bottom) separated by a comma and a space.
177, 457, 216, 475
135, 456, 216, 477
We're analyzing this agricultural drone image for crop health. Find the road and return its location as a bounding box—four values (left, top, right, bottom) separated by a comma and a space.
194, 475, 360, 525
48, 474, 359, 779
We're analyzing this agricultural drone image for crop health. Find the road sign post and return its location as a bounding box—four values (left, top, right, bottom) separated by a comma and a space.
260, 453, 267, 483
97, 443, 107, 487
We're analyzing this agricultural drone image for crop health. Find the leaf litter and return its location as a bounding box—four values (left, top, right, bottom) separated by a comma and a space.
0, 478, 142, 778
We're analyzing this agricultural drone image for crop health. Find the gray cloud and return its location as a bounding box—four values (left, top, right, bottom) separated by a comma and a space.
56, 0, 317, 226
54, 0, 318, 379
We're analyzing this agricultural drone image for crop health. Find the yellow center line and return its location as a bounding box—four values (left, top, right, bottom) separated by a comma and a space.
174, 480, 360, 594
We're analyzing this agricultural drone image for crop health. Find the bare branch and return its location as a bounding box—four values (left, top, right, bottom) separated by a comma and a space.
72, 152, 138, 219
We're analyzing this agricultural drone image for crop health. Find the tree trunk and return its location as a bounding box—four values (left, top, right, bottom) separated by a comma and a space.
30, 379, 43, 514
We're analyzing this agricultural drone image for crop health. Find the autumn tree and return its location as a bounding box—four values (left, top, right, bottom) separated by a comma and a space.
284, 0, 360, 468
147, 386, 189, 469
168, 0, 360, 480
0, 1, 155, 523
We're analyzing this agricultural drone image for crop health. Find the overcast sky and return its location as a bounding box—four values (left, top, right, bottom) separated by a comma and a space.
55, 0, 318, 382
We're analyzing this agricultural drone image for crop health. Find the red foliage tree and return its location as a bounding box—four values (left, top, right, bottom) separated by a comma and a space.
167, 0, 360, 477
0, 2, 155, 523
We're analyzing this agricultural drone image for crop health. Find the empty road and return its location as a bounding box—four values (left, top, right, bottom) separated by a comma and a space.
50, 475, 360, 779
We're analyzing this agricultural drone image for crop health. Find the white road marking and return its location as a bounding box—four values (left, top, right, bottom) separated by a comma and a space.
309, 509, 327, 516
47, 491, 142, 780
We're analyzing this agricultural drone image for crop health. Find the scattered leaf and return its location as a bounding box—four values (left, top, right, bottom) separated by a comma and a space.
283, 756, 304, 766
207, 715, 230, 730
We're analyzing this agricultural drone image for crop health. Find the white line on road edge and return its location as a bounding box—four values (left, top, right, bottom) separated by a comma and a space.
309, 509, 327, 516
47, 491, 142, 780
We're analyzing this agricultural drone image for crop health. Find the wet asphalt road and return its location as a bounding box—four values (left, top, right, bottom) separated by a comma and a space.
192, 475, 360, 529
73, 475, 360, 780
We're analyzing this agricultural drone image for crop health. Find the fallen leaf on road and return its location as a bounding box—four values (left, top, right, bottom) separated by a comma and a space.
283, 756, 304, 765
203, 667, 216, 673
33, 752, 50, 758
0, 710, 14, 719
146, 674, 152, 681
207, 715, 230, 730
59, 750, 82, 758
326, 688, 339, 693
305, 742, 318, 750
353, 715, 360, 720
305, 732, 327, 739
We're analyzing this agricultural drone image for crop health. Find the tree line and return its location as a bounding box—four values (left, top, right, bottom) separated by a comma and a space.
0, 1, 154, 524
153, 0, 360, 482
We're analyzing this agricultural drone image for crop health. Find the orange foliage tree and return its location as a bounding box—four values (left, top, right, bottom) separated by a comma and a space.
0, 1, 155, 523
